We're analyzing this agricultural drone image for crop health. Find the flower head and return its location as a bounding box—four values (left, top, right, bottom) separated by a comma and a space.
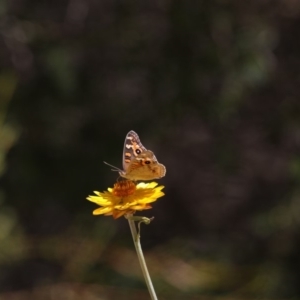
86, 180, 165, 219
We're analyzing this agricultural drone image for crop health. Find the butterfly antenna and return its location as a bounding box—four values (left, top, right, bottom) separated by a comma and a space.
103, 161, 121, 172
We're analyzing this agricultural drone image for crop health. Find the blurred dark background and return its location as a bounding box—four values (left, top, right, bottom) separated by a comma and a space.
1, 0, 300, 299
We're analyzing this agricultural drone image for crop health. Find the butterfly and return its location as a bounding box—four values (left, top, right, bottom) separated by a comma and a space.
105, 130, 166, 181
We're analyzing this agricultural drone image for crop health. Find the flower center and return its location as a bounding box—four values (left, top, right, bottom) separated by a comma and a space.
112, 180, 136, 197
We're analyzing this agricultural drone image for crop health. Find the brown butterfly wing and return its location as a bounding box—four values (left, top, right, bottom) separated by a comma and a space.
124, 150, 166, 180
120, 131, 166, 180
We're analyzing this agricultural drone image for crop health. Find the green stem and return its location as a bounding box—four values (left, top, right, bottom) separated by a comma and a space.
127, 217, 158, 300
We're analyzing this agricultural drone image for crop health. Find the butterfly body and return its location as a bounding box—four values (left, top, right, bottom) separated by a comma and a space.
119, 131, 166, 181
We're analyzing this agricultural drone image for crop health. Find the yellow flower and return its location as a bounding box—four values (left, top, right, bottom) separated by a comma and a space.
86, 180, 165, 219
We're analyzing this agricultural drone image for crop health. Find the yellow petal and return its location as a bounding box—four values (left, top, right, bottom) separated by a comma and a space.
136, 182, 158, 189
86, 195, 113, 205
93, 207, 113, 215
131, 204, 152, 210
